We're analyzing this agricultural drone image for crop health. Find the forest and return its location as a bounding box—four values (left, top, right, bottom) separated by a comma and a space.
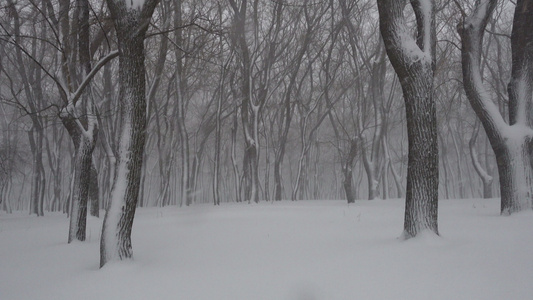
1, 0, 533, 297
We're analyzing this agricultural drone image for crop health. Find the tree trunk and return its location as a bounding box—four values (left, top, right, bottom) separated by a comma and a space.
469, 122, 493, 198
361, 151, 378, 200
28, 127, 45, 216
497, 137, 533, 214
378, 0, 439, 238
401, 67, 439, 237
459, 0, 533, 214
230, 108, 242, 203
68, 133, 94, 242
213, 68, 224, 206
343, 139, 358, 203
62, 110, 98, 243
89, 162, 99, 217
100, 0, 159, 267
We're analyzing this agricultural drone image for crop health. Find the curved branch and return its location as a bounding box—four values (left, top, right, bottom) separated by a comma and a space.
458, 0, 507, 144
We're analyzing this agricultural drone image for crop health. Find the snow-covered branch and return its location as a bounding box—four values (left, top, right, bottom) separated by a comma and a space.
458, 0, 507, 134
69, 50, 119, 107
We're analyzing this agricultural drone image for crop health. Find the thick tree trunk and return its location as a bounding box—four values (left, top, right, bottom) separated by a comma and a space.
378, 0, 438, 238
100, 0, 159, 267
459, 0, 533, 214
496, 137, 533, 214
402, 73, 439, 237
100, 34, 147, 264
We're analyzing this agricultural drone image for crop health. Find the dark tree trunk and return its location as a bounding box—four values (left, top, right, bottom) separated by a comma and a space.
100, 0, 160, 267
89, 162, 99, 217
28, 127, 45, 216
377, 0, 439, 238
68, 136, 94, 242
274, 160, 283, 201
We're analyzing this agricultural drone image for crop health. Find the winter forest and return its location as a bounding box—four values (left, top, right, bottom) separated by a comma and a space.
1, 0, 533, 299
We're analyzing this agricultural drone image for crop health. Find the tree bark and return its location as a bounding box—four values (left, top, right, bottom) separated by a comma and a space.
100, 0, 160, 267
377, 0, 439, 238
459, 0, 533, 214
89, 162, 99, 217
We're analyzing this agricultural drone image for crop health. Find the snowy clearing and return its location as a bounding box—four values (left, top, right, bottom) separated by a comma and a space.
1, 199, 532, 300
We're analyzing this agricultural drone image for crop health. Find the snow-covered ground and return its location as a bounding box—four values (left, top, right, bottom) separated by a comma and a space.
1, 198, 532, 300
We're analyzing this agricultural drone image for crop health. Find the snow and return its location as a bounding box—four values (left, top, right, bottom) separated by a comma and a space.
399, 29, 431, 64
395, 0, 433, 65
1, 199, 533, 299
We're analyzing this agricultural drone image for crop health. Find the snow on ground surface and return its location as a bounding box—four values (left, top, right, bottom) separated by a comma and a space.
1, 198, 532, 300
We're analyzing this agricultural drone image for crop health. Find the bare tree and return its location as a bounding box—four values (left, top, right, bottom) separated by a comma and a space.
100, 0, 160, 267
60, 0, 116, 243
377, 0, 439, 238
4, 0, 48, 216
459, 0, 533, 214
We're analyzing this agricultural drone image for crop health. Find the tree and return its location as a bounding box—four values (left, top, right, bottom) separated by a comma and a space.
469, 121, 493, 198
377, 0, 439, 238
100, 0, 160, 267
458, 0, 533, 214
4, 0, 48, 216
58, 0, 117, 243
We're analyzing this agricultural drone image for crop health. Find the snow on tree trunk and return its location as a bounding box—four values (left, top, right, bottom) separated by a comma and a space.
377, 0, 439, 238
100, 0, 159, 267
459, 0, 533, 215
